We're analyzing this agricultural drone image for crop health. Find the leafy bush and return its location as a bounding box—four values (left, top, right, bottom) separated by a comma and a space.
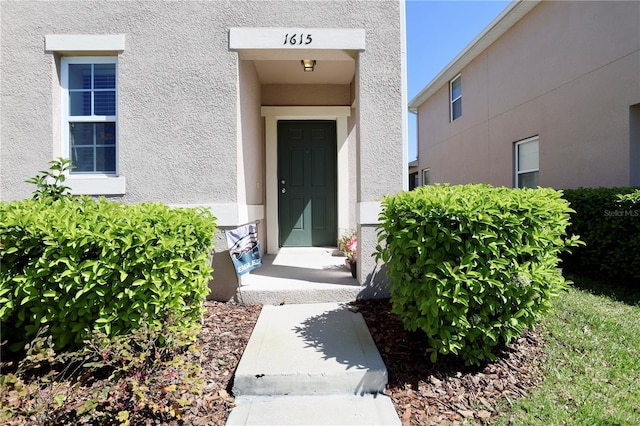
375, 184, 579, 365
24, 157, 73, 201
562, 187, 640, 280
0, 197, 216, 352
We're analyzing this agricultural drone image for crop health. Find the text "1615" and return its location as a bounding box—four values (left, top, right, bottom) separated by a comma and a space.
283, 33, 312, 46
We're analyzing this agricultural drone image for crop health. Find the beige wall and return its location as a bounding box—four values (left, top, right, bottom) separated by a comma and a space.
415, 1, 640, 189
238, 59, 264, 206
262, 84, 351, 106
1, 0, 405, 297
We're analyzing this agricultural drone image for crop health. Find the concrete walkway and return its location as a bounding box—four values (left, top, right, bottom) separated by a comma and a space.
226, 303, 401, 425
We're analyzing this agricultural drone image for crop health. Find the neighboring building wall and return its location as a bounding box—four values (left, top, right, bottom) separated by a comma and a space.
631, 104, 640, 187
414, 1, 640, 189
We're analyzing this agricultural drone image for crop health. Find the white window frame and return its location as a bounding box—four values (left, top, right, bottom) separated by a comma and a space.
450, 74, 462, 122
46, 34, 126, 195
62, 56, 118, 176
422, 168, 430, 186
515, 136, 540, 188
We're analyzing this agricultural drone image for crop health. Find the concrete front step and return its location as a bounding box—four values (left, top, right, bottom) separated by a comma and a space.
235, 247, 362, 305
232, 303, 388, 397
236, 284, 362, 305
226, 395, 401, 425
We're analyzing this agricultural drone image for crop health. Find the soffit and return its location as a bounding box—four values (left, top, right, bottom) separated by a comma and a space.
253, 60, 355, 85
239, 49, 356, 85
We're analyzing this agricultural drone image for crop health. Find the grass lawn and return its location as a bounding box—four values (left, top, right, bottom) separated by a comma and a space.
495, 275, 640, 425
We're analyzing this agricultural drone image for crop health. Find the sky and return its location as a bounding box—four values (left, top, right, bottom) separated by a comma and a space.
406, 0, 511, 161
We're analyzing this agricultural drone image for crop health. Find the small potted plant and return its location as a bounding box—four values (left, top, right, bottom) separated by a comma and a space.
338, 230, 358, 278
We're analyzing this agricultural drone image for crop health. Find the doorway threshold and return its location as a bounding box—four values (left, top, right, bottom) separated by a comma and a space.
237, 247, 361, 305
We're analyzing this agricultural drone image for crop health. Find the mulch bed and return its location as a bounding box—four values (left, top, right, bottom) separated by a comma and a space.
202, 299, 545, 425
353, 299, 546, 425
182, 300, 262, 425
1, 299, 544, 425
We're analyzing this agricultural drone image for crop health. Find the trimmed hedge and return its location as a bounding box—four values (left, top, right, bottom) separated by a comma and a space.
0, 197, 216, 351
562, 187, 640, 280
375, 184, 579, 365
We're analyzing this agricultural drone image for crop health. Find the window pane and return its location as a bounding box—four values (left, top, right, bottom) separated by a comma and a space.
97, 123, 116, 145
94, 91, 116, 115
518, 171, 539, 188
451, 77, 461, 100
518, 140, 539, 171
422, 169, 430, 185
65, 59, 117, 175
69, 92, 91, 116
452, 98, 462, 120
68, 64, 92, 90
71, 147, 95, 172
94, 64, 116, 89
96, 147, 116, 172
70, 123, 94, 147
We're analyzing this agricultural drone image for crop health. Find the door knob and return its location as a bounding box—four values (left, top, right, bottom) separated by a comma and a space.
281, 188, 286, 194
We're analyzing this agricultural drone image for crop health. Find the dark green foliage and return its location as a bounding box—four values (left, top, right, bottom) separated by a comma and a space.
0, 316, 203, 424
562, 187, 640, 280
24, 157, 73, 201
375, 184, 579, 366
0, 197, 216, 352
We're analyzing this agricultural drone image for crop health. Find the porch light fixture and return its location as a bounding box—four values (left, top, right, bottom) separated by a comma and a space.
301, 59, 316, 72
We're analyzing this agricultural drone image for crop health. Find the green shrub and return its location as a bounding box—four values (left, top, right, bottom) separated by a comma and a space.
562, 187, 640, 280
24, 157, 73, 201
0, 197, 216, 352
375, 184, 579, 365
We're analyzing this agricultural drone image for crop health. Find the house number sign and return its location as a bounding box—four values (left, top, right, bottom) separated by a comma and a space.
229, 28, 365, 51
283, 33, 313, 46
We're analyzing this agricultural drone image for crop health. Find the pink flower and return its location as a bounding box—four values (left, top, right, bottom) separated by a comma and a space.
347, 238, 357, 259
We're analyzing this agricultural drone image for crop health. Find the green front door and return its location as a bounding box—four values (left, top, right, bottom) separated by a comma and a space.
278, 120, 337, 247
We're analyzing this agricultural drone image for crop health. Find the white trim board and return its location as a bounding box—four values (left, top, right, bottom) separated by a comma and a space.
357, 202, 382, 225
230, 28, 365, 51
169, 204, 265, 227
45, 34, 125, 53
62, 176, 126, 195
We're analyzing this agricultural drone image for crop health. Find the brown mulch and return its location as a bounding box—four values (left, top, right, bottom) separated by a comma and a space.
181, 300, 262, 425
1, 299, 544, 425
353, 299, 545, 425
198, 299, 544, 426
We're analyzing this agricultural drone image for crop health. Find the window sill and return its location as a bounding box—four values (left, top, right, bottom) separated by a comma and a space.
66, 176, 126, 195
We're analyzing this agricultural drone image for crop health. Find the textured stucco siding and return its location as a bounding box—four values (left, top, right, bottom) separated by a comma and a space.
1, 0, 404, 299
357, 15, 405, 201
1, 0, 404, 204
238, 59, 263, 206
415, 0, 640, 189
1, 3, 56, 200
262, 84, 352, 106
1, 1, 240, 203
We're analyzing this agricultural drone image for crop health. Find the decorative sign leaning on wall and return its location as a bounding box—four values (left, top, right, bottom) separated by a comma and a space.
226, 223, 263, 276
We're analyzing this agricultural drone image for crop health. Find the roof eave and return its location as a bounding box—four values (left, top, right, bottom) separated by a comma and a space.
407, 0, 541, 110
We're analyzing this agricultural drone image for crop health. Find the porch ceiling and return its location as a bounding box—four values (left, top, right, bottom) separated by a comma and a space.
239, 49, 356, 85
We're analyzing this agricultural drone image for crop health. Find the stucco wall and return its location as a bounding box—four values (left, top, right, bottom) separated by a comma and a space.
416, 1, 640, 189
262, 84, 351, 106
238, 59, 263, 206
1, 1, 239, 203
1, 0, 405, 298
1, 0, 403, 203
